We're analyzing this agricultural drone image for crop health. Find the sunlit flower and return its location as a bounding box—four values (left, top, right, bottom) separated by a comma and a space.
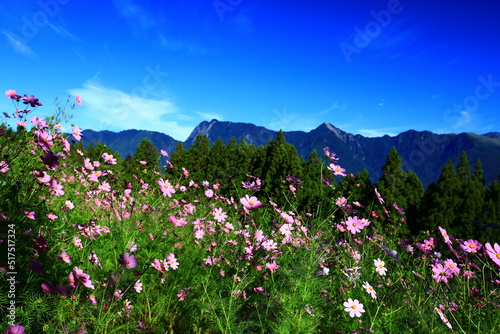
461, 239, 482, 253
343, 298, 365, 317
362, 282, 377, 299
374, 258, 387, 276
485, 243, 500, 267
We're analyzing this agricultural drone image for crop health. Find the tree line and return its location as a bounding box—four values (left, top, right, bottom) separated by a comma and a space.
67, 131, 500, 243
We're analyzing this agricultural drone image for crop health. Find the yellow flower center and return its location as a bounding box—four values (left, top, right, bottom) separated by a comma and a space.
379, 265, 384, 268
470, 244, 475, 248
352, 305, 356, 309
249, 201, 254, 206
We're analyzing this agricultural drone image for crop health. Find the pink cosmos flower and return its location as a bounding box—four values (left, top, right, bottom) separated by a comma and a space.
327, 163, 347, 176
280, 212, 294, 224
345, 216, 362, 234
438, 226, 451, 244
432, 263, 452, 283
0, 161, 9, 173
65, 200, 74, 209
160, 149, 168, 157
336, 196, 347, 208
49, 180, 64, 197
444, 259, 460, 276
374, 187, 385, 204
167, 253, 179, 270
5, 89, 18, 100
240, 195, 263, 210
213, 207, 227, 222
118, 253, 138, 269
374, 258, 387, 276
343, 298, 365, 317
205, 189, 214, 198
263, 239, 277, 252
461, 239, 482, 253
266, 260, 279, 273
76, 95, 82, 105
134, 279, 143, 293
47, 213, 58, 221
102, 152, 117, 165
60, 251, 71, 264
158, 178, 175, 197
362, 282, 377, 299
279, 223, 294, 237
6, 324, 25, 334
41, 283, 55, 295
484, 243, 500, 267
89, 294, 97, 305
72, 125, 83, 141
24, 211, 36, 220
194, 229, 205, 239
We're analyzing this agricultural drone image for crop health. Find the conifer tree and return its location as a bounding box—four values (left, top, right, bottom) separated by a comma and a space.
419, 160, 460, 234
169, 141, 187, 177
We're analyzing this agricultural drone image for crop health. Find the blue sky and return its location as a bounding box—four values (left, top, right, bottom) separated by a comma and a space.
1, 0, 500, 141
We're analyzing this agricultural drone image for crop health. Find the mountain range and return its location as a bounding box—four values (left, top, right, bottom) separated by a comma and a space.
79, 120, 500, 188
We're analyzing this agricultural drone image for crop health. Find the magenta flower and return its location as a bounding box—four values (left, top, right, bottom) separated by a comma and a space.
68, 271, 78, 288
0, 161, 9, 173
327, 163, 346, 176
323, 147, 339, 163
22, 94, 42, 107
5, 89, 18, 100
24, 211, 36, 220
76, 95, 82, 105
49, 180, 65, 197
119, 252, 138, 269
438, 226, 451, 244
432, 263, 453, 283
6, 324, 25, 334
461, 239, 482, 253
60, 251, 71, 264
240, 195, 262, 210
485, 243, 500, 267
89, 294, 97, 305
102, 152, 117, 165
158, 178, 175, 197
345, 216, 362, 234
72, 125, 83, 141
41, 283, 55, 295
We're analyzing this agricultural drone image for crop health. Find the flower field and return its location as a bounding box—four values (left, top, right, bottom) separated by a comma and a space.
1, 91, 500, 333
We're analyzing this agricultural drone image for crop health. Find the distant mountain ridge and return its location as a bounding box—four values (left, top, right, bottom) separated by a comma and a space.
79, 120, 500, 188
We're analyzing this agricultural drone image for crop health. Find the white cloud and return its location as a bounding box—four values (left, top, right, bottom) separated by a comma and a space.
195, 111, 224, 121
357, 128, 399, 137
2, 31, 35, 56
68, 80, 194, 141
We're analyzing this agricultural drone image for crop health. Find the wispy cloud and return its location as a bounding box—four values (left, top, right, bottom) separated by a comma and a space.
111, 0, 157, 32
357, 128, 401, 137
195, 111, 224, 121
157, 33, 206, 54
2, 31, 35, 56
68, 80, 194, 141
46, 22, 79, 40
